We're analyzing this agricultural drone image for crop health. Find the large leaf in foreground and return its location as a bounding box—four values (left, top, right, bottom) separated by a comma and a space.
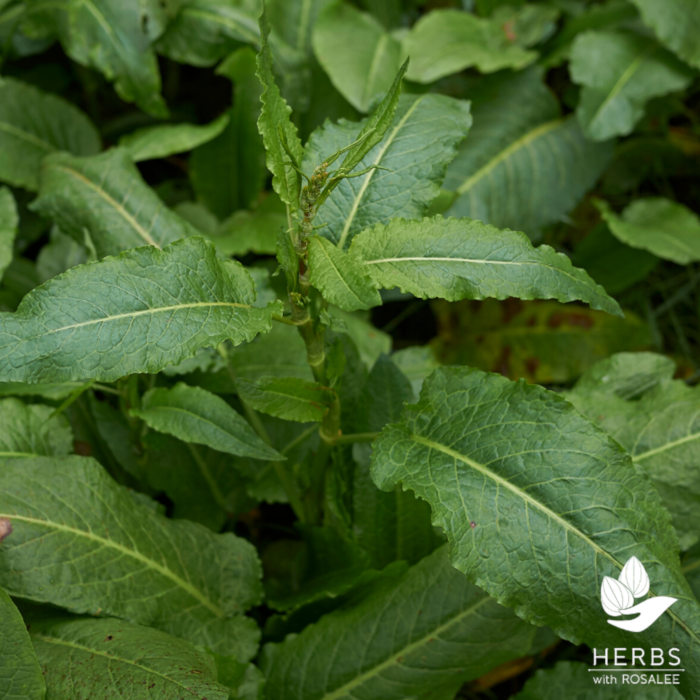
304, 94, 471, 247
31, 617, 230, 700
444, 70, 612, 237
0, 588, 45, 700
570, 30, 692, 141
133, 382, 282, 460
0, 456, 261, 659
32, 148, 196, 257
371, 367, 700, 697
0, 397, 72, 457
261, 547, 535, 700
0, 237, 279, 383
350, 216, 621, 315
0, 77, 100, 190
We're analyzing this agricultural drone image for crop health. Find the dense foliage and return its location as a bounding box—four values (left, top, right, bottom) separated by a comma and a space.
0, 1, 698, 698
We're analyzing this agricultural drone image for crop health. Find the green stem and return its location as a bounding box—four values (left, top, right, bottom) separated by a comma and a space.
329, 432, 380, 445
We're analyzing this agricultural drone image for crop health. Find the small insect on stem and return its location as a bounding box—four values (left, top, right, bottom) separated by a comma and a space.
470, 521, 477, 529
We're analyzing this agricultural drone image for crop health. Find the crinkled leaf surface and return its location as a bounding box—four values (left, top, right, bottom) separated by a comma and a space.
132, 382, 282, 460
119, 114, 230, 162
304, 94, 471, 248
312, 2, 403, 112
0, 397, 72, 457
0, 588, 45, 700
32, 148, 197, 257
31, 616, 230, 700
371, 367, 700, 697
0, 456, 262, 659
597, 197, 700, 264
569, 353, 700, 550
0, 76, 100, 190
261, 546, 535, 700
570, 30, 693, 141
444, 69, 612, 237
25, 0, 168, 116
0, 187, 17, 282
351, 216, 621, 315
631, 0, 700, 69
0, 237, 279, 383
403, 9, 536, 83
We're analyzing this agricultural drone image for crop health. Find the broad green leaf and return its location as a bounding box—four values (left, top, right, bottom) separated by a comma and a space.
0, 186, 17, 282
0, 397, 72, 457
489, 4, 560, 47
191, 48, 266, 218
268, 0, 333, 56
32, 149, 197, 257
119, 114, 230, 162
141, 431, 254, 529
312, 2, 403, 113
0, 76, 100, 190
515, 661, 682, 699
132, 382, 282, 460
31, 616, 230, 700
570, 30, 693, 141
0, 381, 84, 400
630, 0, 700, 70
256, 6, 303, 209
432, 299, 650, 384
0, 455, 262, 659
444, 69, 612, 237
261, 546, 536, 699
304, 94, 471, 248
24, 0, 168, 116
326, 308, 391, 368
36, 229, 88, 282
308, 236, 381, 311
0, 236, 280, 383
403, 9, 536, 83
569, 353, 700, 550
0, 588, 45, 700
156, 0, 260, 67
371, 367, 700, 697
350, 216, 622, 315
683, 545, 700, 601
214, 195, 284, 257
597, 197, 700, 264
236, 376, 333, 423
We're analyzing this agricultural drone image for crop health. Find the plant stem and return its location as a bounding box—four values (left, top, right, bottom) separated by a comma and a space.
329, 432, 380, 445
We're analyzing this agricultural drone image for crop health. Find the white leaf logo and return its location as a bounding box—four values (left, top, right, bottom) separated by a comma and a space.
601, 575, 634, 616
619, 555, 650, 598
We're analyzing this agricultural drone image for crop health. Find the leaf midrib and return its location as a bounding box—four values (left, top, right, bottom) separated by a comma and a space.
0, 121, 54, 154
0, 512, 224, 616
634, 431, 700, 462
321, 595, 491, 699
31, 632, 211, 697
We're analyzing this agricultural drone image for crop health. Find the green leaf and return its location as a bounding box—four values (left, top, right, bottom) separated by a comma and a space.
0, 455, 262, 659
432, 299, 650, 384
630, 0, 700, 70
312, 2, 403, 113
569, 353, 700, 550
0, 76, 100, 190
31, 616, 230, 700
36, 229, 88, 282
0, 186, 17, 282
570, 30, 693, 141
236, 376, 332, 423
155, 0, 260, 67
515, 661, 683, 700
0, 236, 280, 383
256, 6, 303, 210
25, 0, 168, 116
268, 0, 333, 57
444, 69, 612, 237
132, 382, 282, 460
261, 546, 536, 699
0, 588, 45, 700
350, 216, 622, 315
308, 236, 381, 311
305, 94, 471, 248
32, 148, 197, 257
370, 366, 700, 697
214, 195, 285, 257
596, 197, 700, 264
0, 397, 73, 457
119, 114, 230, 162
403, 9, 536, 83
